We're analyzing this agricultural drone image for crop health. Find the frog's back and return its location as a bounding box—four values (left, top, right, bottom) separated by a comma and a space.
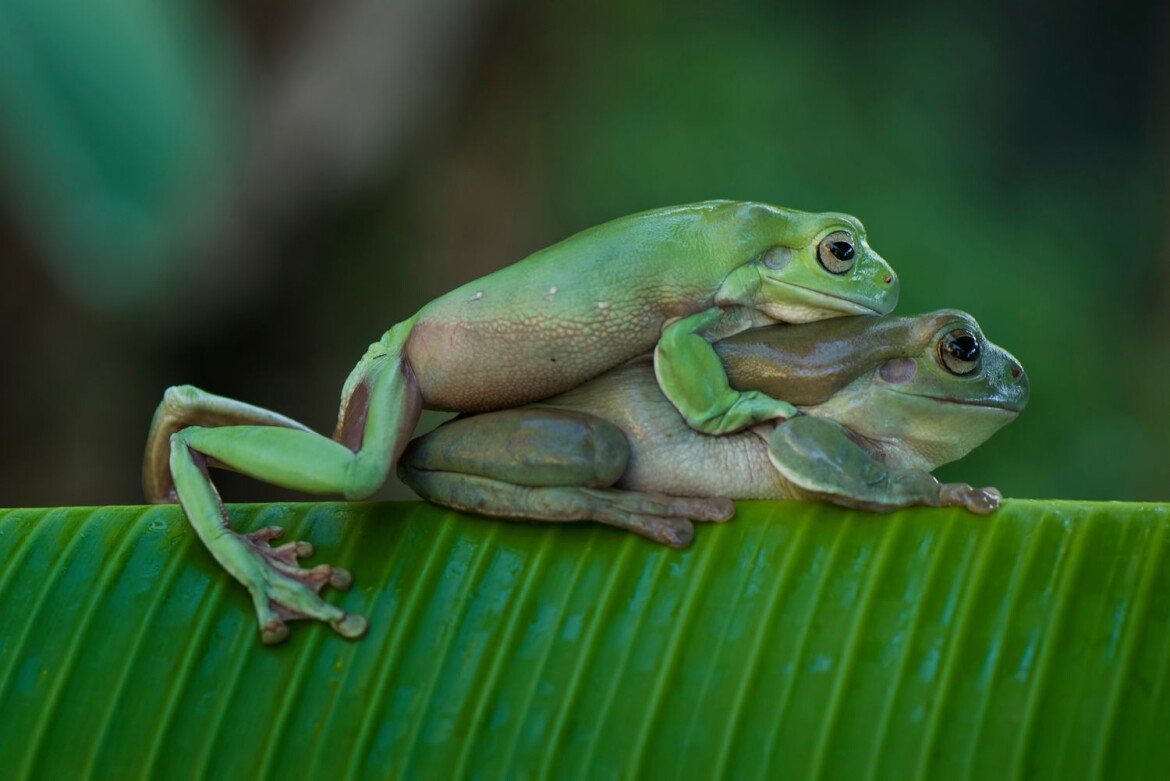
405, 201, 749, 411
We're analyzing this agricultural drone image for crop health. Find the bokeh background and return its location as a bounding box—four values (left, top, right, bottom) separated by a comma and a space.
1, 0, 1166, 507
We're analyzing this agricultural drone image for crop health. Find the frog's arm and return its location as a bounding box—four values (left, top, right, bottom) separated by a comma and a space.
159, 321, 420, 643
766, 415, 1002, 513
654, 307, 798, 434
398, 407, 733, 548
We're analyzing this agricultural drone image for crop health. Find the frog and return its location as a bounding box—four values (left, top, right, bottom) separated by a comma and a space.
141, 200, 898, 643
399, 309, 1028, 548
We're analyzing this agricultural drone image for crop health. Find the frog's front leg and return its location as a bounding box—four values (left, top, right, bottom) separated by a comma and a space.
766, 415, 1002, 513
166, 323, 421, 643
398, 408, 734, 547
655, 307, 798, 434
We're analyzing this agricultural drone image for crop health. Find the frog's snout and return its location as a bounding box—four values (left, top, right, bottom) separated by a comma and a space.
1003, 357, 1030, 411
877, 271, 900, 313
866, 250, 900, 314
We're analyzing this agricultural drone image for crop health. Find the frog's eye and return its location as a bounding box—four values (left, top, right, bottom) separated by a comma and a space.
938, 329, 981, 375
817, 231, 856, 274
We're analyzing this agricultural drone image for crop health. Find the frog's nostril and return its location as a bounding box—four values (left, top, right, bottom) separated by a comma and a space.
883, 275, 893, 285
1011, 365, 1021, 380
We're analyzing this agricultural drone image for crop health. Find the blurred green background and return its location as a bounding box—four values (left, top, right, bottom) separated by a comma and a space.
0, 0, 1166, 506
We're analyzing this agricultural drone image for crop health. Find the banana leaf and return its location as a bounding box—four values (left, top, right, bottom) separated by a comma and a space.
1, 500, 1168, 779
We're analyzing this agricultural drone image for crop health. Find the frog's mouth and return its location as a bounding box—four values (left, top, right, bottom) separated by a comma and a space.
764, 282, 882, 322
902, 392, 1026, 415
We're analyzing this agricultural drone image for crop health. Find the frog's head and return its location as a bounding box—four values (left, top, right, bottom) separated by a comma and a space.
714, 205, 899, 323
804, 310, 1029, 471
714, 309, 1027, 471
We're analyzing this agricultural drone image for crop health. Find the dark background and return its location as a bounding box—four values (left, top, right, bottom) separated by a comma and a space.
1, 0, 1167, 506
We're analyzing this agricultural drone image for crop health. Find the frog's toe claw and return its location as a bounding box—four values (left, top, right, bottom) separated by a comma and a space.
657, 518, 695, 548
651, 495, 733, 526
247, 525, 285, 543
618, 512, 695, 547
267, 540, 314, 566
331, 613, 369, 639
940, 483, 1000, 515
967, 488, 1001, 514
329, 567, 353, 590
261, 618, 290, 645
234, 530, 360, 642
689, 497, 735, 522
611, 514, 695, 547
308, 563, 340, 587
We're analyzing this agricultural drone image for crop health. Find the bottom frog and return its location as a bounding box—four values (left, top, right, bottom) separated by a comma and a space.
399, 309, 1029, 547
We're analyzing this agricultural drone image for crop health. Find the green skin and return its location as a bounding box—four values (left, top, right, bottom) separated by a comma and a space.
142, 200, 898, 643
401, 310, 1029, 549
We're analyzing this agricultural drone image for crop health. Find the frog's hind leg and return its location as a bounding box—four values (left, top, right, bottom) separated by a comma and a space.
144, 385, 317, 503
398, 408, 734, 548
164, 321, 422, 643
144, 319, 423, 504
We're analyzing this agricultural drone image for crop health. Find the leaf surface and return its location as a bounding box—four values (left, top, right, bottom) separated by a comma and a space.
1, 500, 1168, 779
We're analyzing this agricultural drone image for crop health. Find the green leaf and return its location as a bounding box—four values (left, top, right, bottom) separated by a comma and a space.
1, 500, 1168, 778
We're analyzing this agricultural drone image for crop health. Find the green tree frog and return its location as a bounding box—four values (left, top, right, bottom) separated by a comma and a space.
401, 310, 1028, 547
142, 201, 898, 642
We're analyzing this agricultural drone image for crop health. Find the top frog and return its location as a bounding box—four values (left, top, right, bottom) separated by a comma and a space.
144, 200, 899, 642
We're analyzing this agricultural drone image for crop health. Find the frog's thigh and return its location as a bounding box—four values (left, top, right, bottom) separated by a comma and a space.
400, 408, 630, 487
767, 416, 939, 511
398, 409, 732, 547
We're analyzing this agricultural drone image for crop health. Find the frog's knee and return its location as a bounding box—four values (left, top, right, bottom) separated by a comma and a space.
342, 457, 390, 500
161, 384, 205, 413
508, 410, 629, 487
588, 417, 630, 486
376, 316, 418, 354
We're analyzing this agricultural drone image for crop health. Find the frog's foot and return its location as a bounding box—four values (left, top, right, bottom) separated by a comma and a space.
235, 525, 368, 644
401, 462, 734, 549
938, 484, 1002, 515
579, 488, 734, 548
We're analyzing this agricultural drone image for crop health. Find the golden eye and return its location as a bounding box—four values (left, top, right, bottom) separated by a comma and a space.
817, 231, 856, 274
938, 329, 980, 375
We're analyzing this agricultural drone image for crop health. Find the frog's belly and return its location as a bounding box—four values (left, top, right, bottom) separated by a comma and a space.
406, 309, 661, 412
618, 427, 796, 500
553, 362, 797, 500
